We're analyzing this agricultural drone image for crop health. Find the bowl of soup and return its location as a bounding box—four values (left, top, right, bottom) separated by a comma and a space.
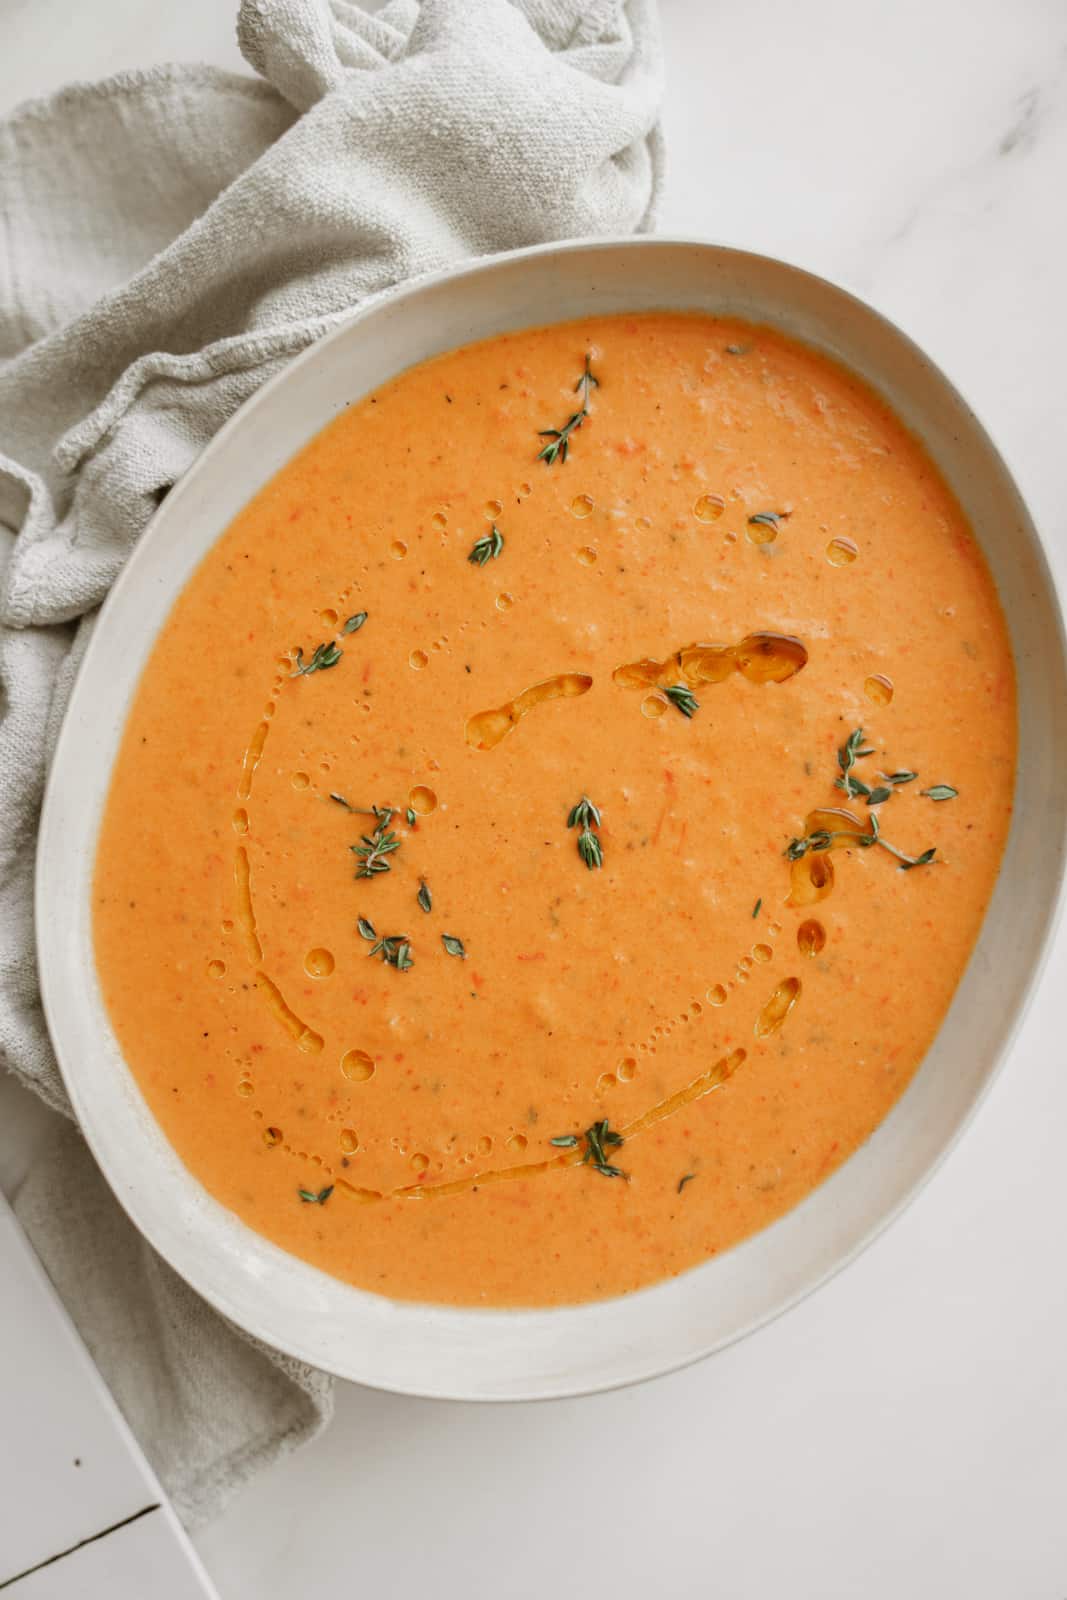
37, 238, 1067, 1397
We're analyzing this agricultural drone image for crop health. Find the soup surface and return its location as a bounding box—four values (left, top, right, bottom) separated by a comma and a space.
94, 314, 1015, 1306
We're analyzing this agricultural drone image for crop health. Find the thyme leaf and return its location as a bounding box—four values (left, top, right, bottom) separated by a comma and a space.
677, 1173, 697, 1193
357, 917, 377, 941
468, 524, 504, 565
441, 934, 467, 959
368, 934, 413, 970
747, 511, 787, 532
577, 829, 603, 870
836, 726, 875, 799
550, 1119, 627, 1177
342, 611, 368, 635
567, 794, 604, 870
290, 641, 342, 677
752, 898, 762, 918
298, 1185, 333, 1204
417, 881, 432, 914
922, 785, 958, 801
351, 805, 401, 878
581, 1118, 627, 1179
664, 683, 700, 718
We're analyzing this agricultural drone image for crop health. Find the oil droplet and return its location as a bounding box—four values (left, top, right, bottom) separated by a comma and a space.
341, 1048, 375, 1082
408, 784, 437, 815
236, 1079, 254, 1098
232, 808, 248, 835
222, 919, 234, 933
864, 673, 893, 706
570, 494, 594, 519
207, 959, 226, 979
411, 1153, 429, 1174
694, 493, 725, 523
304, 948, 335, 978
432, 512, 447, 530
636, 515, 652, 532
739, 955, 753, 972
496, 592, 515, 611
506, 1132, 528, 1153
707, 984, 727, 1007
465, 673, 592, 750
297, 1029, 323, 1055
390, 540, 408, 560
484, 500, 503, 519
826, 536, 858, 566
519, 481, 532, 496
597, 1072, 617, 1093
576, 546, 597, 566
641, 693, 666, 719
789, 852, 835, 906
409, 648, 429, 670
689, 1002, 703, 1018
264, 1126, 282, 1147
291, 771, 310, 790
617, 1057, 637, 1082
747, 516, 778, 546
752, 943, 773, 964
476, 1135, 492, 1157
340, 1128, 358, 1153
320, 608, 338, 627
755, 976, 802, 1038
797, 918, 827, 957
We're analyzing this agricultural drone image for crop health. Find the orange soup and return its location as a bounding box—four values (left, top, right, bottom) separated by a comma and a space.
93, 314, 1015, 1306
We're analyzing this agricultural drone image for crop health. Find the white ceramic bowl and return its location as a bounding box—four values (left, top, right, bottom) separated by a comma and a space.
37, 238, 1067, 1399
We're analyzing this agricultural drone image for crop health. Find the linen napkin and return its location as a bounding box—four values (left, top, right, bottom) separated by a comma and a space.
0, 0, 663, 1527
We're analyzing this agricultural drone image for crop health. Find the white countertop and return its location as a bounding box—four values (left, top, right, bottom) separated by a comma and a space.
3, 1, 1066, 1594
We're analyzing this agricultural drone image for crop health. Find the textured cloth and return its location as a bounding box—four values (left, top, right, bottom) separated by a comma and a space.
0, 0, 663, 1527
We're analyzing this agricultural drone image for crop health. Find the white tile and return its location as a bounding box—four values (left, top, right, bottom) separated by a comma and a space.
0, 1200, 215, 1596
9, 1506, 215, 1598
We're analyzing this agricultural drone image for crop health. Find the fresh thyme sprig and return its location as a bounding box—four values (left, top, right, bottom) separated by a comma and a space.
292, 612, 366, 674
567, 795, 604, 870
834, 730, 955, 814
835, 726, 875, 799
468, 525, 504, 565
537, 354, 598, 466
786, 810, 936, 872
357, 917, 413, 970
291, 641, 342, 677
550, 1119, 627, 1178
351, 805, 402, 878
664, 683, 700, 718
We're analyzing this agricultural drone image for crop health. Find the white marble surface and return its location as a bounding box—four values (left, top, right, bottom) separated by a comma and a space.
3, 1, 1067, 1595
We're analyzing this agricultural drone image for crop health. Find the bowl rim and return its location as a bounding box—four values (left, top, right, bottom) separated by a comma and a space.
36, 233, 1067, 1399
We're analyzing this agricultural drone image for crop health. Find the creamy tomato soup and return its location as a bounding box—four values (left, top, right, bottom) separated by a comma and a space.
93, 314, 1015, 1306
